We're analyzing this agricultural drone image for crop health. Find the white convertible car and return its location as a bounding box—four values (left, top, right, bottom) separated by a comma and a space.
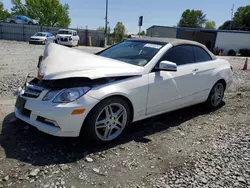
15, 38, 233, 142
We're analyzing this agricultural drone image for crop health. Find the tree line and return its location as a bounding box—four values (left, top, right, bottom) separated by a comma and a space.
178, 6, 250, 31
1, 1, 250, 43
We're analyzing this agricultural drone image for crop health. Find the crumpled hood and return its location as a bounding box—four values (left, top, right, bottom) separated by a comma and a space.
39, 43, 144, 80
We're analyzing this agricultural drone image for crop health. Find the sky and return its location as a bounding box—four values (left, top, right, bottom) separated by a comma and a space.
2, 0, 250, 34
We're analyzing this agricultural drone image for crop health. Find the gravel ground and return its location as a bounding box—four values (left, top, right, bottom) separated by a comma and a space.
0, 40, 250, 188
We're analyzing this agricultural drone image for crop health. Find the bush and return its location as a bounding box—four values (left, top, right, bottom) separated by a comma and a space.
228, 49, 236, 56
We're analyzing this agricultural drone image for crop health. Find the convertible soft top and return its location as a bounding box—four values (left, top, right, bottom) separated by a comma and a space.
127, 37, 216, 60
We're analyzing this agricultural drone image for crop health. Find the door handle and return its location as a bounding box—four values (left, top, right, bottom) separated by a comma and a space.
192, 68, 198, 75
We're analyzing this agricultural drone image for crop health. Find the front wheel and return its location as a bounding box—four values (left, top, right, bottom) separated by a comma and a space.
83, 97, 131, 143
206, 81, 225, 109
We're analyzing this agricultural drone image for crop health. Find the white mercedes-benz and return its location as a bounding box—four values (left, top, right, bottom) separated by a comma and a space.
15, 38, 233, 142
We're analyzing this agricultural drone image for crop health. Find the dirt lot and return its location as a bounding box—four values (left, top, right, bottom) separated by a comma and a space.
0, 40, 250, 188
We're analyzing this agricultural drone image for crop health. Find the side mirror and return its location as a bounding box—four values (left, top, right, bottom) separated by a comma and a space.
158, 61, 177, 71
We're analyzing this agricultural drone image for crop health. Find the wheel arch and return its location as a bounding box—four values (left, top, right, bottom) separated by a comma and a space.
213, 79, 227, 90
206, 78, 227, 102
80, 94, 135, 136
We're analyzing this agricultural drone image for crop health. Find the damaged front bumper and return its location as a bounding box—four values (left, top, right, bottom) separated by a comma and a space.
14, 79, 99, 137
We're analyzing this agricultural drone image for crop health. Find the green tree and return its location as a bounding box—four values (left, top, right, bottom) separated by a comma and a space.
0, 1, 12, 22
114, 22, 126, 42
11, 0, 26, 15
205, 21, 216, 29
233, 5, 250, 30
137, 30, 145, 36
218, 20, 235, 30
97, 26, 111, 33
178, 9, 207, 28
11, 0, 71, 27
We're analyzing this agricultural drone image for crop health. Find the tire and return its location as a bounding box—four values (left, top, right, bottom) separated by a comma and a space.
28, 22, 33, 25
205, 81, 225, 109
10, 21, 15, 24
44, 39, 47, 45
82, 97, 131, 143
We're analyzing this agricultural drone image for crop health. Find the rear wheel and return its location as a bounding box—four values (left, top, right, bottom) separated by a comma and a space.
83, 97, 131, 143
28, 21, 33, 25
206, 81, 225, 108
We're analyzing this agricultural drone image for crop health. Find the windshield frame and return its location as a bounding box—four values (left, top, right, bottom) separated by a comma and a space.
34, 32, 46, 37
96, 40, 167, 67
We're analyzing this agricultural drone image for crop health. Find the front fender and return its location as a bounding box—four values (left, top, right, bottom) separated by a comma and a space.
86, 75, 149, 121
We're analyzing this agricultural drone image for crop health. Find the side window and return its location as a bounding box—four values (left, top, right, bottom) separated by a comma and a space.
16, 16, 21, 20
193, 46, 212, 62
161, 45, 194, 66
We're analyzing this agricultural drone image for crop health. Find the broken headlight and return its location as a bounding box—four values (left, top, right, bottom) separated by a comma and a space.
52, 87, 91, 103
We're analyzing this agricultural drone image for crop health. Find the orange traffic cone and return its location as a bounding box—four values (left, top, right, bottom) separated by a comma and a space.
242, 58, 248, 70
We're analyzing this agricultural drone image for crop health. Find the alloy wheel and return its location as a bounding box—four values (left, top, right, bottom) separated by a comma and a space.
211, 83, 224, 107
95, 103, 128, 141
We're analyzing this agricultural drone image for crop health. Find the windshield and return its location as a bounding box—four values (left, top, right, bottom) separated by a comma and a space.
98, 41, 164, 66
58, 30, 72, 35
34, 32, 46, 36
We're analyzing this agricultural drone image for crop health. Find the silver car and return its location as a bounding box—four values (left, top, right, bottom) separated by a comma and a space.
29, 32, 55, 45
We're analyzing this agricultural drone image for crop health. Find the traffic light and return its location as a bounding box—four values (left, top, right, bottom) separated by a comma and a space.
138, 16, 143, 27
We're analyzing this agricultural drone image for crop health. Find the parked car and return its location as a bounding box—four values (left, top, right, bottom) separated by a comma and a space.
56, 29, 79, 47
15, 38, 233, 143
6, 15, 39, 25
29, 32, 55, 45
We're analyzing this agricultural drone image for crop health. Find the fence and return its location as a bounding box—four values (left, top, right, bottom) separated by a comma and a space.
0, 22, 112, 47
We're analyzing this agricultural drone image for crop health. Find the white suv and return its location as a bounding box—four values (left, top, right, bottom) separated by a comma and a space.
56, 29, 80, 47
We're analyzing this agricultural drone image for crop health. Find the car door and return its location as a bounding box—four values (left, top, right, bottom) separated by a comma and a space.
47, 33, 53, 42
15, 16, 22, 24
20, 16, 27, 24
191, 45, 216, 101
146, 45, 200, 115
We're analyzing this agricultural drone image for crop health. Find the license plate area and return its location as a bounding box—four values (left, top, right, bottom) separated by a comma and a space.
15, 96, 26, 111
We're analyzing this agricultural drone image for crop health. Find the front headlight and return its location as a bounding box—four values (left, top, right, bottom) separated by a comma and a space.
43, 90, 60, 101
52, 87, 91, 103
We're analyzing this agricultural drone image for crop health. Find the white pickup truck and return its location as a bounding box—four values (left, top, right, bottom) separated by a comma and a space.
6, 15, 39, 25
56, 29, 80, 47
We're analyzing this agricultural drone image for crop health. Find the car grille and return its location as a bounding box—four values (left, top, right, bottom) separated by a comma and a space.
60, 38, 68, 42
31, 38, 40, 41
22, 83, 44, 98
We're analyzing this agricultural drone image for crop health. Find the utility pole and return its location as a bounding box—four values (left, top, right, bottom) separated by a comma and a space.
230, 4, 234, 30
104, 0, 108, 47
138, 16, 143, 38
104, 0, 108, 34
